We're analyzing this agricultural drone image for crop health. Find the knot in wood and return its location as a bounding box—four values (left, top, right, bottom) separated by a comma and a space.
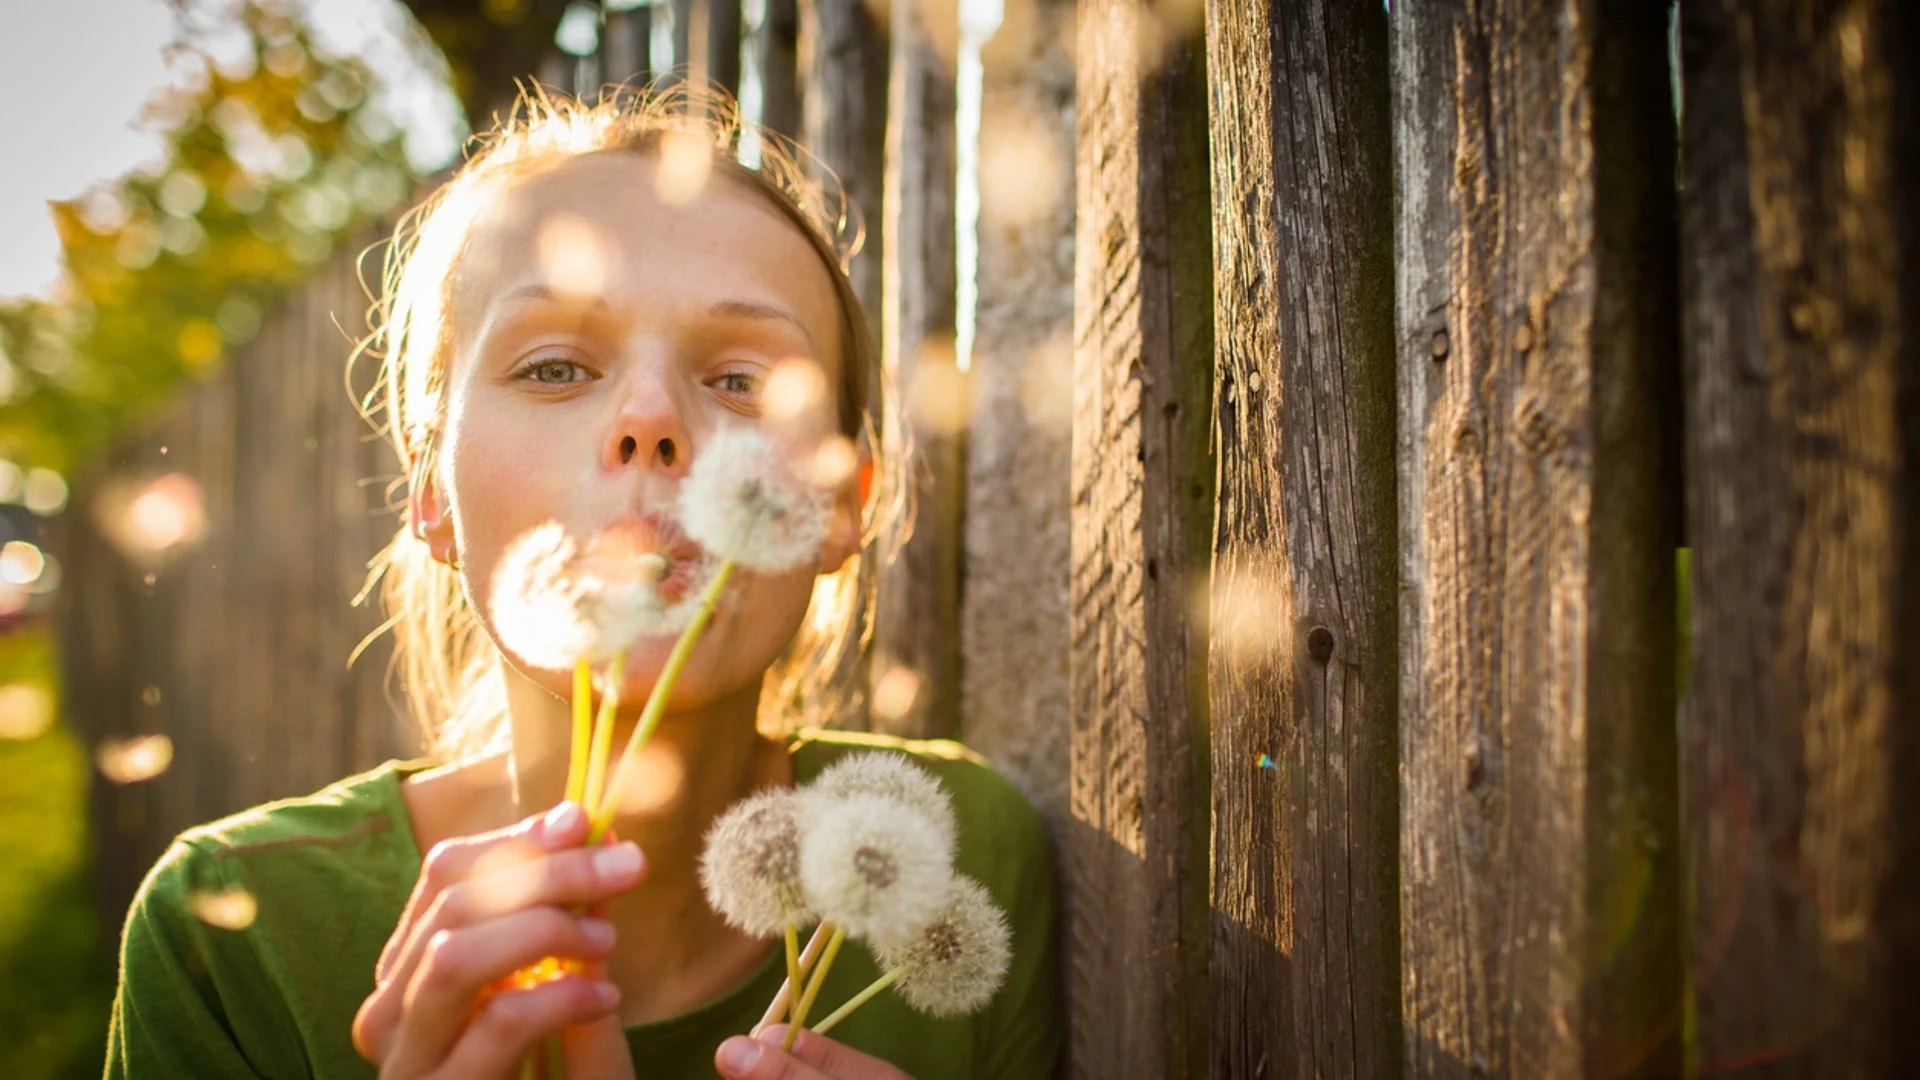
1307, 626, 1336, 664
1512, 322, 1535, 353
1429, 329, 1449, 361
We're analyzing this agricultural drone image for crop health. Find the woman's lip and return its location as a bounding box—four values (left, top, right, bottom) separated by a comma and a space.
597, 512, 701, 561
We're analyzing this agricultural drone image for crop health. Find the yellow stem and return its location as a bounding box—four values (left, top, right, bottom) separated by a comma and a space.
582, 649, 626, 814
589, 562, 736, 840
810, 965, 908, 1036
754, 922, 831, 1037
783, 925, 845, 1052
784, 924, 803, 1017
565, 660, 591, 806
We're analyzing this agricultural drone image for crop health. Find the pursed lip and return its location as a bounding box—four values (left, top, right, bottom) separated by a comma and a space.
598, 511, 702, 563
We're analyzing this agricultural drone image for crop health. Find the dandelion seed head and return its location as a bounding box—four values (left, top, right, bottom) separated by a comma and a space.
878, 876, 1011, 1017
491, 522, 703, 668
700, 789, 812, 936
806, 752, 957, 851
799, 792, 953, 944
678, 427, 830, 572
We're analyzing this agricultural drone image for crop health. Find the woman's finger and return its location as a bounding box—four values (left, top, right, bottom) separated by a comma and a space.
355, 802, 594, 1064
425, 976, 621, 1080
378, 909, 617, 1078
715, 1026, 912, 1080
378, 802, 588, 984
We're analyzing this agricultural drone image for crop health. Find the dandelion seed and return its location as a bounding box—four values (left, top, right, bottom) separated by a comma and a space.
876, 876, 1011, 1017
700, 789, 813, 937
799, 792, 953, 946
678, 427, 830, 573
805, 752, 956, 851
491, 521, 708, 669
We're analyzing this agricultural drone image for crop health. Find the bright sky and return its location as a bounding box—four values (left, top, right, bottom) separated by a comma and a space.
0, 0, 462, 301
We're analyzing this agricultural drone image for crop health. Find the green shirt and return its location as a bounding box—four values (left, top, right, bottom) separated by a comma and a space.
105, 730, 1061, 1079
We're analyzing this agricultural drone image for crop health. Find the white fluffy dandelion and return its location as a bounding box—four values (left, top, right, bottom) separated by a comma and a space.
490, 522, 709, 669
798, 792, 954, 946
875, 876, 1011, 1017
677, 426, 831, 572
806, 752, 957, 851
700, 788, 813, 937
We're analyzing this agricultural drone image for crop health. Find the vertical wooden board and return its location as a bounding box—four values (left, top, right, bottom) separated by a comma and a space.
708, 0, 743, 97
959, 0, 1074, 816
1680, 1, 1920, 1073
869, 0, 962, 740
757, 0, 802, 138
1393, 2, 1682, 1076
1203, 0, 1398, 1075
603, 5, 654, 88
1067, 0, 1213, 1075
801, 0, 888, 345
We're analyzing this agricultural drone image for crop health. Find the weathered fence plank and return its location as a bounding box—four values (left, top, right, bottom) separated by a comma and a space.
1393, 2, 1683, 1076
1066, 0, 1213, 1074
959, 0, 1073, 815
800, 0, 888, 346
1203, 0, 1398, 1075
756, 0, 802, 138
60, 245, 410, 932
1680, 1, 1920, 1074
603, 3, 654, 89
869, 0, 962, 740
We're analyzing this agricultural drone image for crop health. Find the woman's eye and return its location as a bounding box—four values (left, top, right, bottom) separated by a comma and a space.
713, 371, 760, 395
522, 357, 591, 385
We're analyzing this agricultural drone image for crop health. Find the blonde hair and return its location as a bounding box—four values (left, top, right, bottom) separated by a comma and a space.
351, 85, 905, 758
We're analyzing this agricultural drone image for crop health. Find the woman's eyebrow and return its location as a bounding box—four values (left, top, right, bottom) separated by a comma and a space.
705, 299, 815, 349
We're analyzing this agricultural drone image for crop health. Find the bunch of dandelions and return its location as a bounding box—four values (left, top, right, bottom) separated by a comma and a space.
702, 753, 1012, 1052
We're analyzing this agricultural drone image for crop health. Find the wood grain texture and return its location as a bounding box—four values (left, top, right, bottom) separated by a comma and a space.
757, 0, 802, 139
870, 0, 962, 740
58, 242, 410, 936
1203, 0, 1398, 1075
707, 0, 743, 99
958, 0, 1074, 818
801, 0, 889, 342
1680, 2, 1920, 1074
601, 5, 653, 89
1393, 2, 1682, 1076
1066, 0, 1213, 1075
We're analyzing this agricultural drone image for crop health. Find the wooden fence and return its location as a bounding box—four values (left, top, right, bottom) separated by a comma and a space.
57, 0, 1919, 1075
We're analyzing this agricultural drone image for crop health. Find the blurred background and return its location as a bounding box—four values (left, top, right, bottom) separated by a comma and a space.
0, 0, 1053, 1073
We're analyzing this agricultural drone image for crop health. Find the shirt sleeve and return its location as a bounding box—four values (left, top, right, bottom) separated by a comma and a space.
972, 780, 1064, 1080
105, 840, 297, 1080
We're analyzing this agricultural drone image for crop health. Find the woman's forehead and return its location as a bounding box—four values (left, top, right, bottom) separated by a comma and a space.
451, 152, 842, 357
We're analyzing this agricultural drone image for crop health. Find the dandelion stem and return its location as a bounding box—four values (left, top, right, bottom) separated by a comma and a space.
565, 660, 591, 805
543, 1032, 567, 1079
810, 965, 909, 1036
589, 562, 736, 840
783, 925, 845, 1052
754, 921, 831, 1037
583, 649, 626, 813
784, 924, 803, 1018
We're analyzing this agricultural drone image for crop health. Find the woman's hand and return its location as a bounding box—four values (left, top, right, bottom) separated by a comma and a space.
715, 1026, 913, 1080
352, 801, 643, 1079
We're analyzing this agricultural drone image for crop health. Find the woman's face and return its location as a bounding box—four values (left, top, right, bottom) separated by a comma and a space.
419, 150, 859, 711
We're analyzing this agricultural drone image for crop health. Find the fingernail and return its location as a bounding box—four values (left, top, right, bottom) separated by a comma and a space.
593, 981, 620, 1007
718, 1037, 761, 1073
581, 917, 614, 947
592, 842, 642, 881
542, 801, 583, 838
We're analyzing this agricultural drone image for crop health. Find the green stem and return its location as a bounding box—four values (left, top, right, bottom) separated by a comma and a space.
783, 925, 845, 1052
565, 660, 591, 806
582, 649, 626, 813
809, 964, 909, 1036
543, 1031, 567, 1080
784, 924, 803, 1016
589, 562, 736, 840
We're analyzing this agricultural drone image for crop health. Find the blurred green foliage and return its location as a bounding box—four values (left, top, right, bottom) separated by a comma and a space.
0, 4, 440, 1076
0, 630, 106, 1080
0, 0, 421, 476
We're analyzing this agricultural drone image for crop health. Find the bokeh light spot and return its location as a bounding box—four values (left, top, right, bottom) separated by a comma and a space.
535, 213, 610, 301
188, 888, 258, 930
0, 684, 55, 741
764, 357, 828, 422
98, 472, 207, 559
0, 541, 45, 586
97, 734, 174, 784
23, 469, 67, 516
871, 666, 922, 723
654, 129, 714, 205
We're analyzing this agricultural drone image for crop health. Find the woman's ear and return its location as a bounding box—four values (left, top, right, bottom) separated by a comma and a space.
816, 444, 871, 575
407, 461, 459, 567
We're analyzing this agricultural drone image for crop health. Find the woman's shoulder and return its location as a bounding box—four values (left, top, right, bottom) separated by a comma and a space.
135, 758, 428, 926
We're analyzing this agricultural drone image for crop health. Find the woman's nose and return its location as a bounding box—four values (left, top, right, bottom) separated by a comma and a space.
602, 366, 692, 476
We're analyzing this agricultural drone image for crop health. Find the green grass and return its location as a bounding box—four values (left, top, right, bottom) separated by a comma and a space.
0, 629, 111, 1079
